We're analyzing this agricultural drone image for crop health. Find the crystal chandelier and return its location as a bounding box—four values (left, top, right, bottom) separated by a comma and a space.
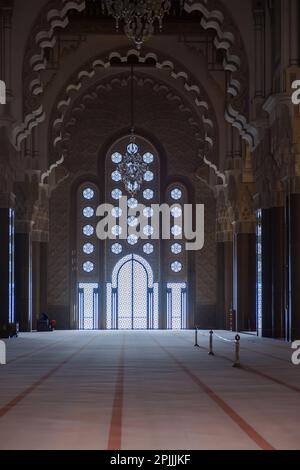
117, 66, 148, 196
118, 138, 148, 196
101, 0, 172, 50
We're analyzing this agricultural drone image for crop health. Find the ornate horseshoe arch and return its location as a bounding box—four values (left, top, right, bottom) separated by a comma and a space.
45, 50, 227, 186
15, 0, 257, 153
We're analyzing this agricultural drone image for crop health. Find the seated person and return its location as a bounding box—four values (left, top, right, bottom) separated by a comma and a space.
40, 313, 49, 322
37, 313, 52, 332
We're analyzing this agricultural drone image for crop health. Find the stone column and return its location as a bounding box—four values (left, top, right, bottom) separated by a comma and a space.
233, 221, 257, 332
217, 238, 233, 330
32, 239, 48, 330
271, 206, 285, 338
261, 206, 285, 338
289, 193, 300, 340
261, 208, 272, 337
0, 192, 15, 332
15, 220, 33, 332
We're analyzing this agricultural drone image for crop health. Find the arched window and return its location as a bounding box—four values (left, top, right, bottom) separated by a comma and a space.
165, 182, 188, 329
105, 135, 160, 329
105, 135, 159, 262
72, 138, 193, 331
107, 254, 159, 330
76, 182, 100, 329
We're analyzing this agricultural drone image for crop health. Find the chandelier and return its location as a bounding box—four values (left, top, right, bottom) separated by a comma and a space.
117, 66, 148, 196
101, 0, 172, 50
118, 138, 148, 196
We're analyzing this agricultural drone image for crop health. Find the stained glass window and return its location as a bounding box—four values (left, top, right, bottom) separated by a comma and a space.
112, 243, 123, 255
83, 243, 94, 255
77, 183, 99, 331
112, 207, 122, 218
171, 206, 182, 218
78, 283, 99, 330
143, 243, 154, 255
166, 183, 188, 281
128, 216, 139, 227
167, 283, 187, 329
128, 234, 138, 245
77, 185, 98, 274
83, 261, 94, 273
143, 189, 154, 200
9, 208, 15, 323
171, 261, 182, 273
112, 225, 122, 237
143, 225, 154, 237
83, 225, 94, 237
83, 188, 94, 200
108, 255, 158, 330
83, 207, 94, 218
144, 171, 154, 182
143, 152, 154, 164
171, 225, 182, 237
112, 152, 122, 164
143, 207, 154, 218
112, 188, 122, 200
128, 197, 138, 209
171, 188, 182, 200
256, 209, 262, 336
112, 170, 122, 182
171, 243, 182, 255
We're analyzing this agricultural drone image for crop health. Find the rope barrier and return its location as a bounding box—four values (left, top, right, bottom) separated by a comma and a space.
193, 329, 241, 367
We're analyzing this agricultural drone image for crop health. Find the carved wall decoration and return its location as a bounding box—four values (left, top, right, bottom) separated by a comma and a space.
13, 0, 85, 150
185, 0, 257, 148
45, 49, 229, 187
51, 73, 219, 178
13, 0, 257, 157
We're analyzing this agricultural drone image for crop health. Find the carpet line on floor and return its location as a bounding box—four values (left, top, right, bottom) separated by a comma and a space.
152, 336, 275, 451
107, 334, 126, 451
0, 336, 97, 420
176, 333, 300, 395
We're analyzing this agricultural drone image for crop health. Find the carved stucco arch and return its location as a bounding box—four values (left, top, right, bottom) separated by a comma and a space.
44, 72, 226, 186
45, 53, 229, 184
51, 50, 215, 147
15, 0, 257, 151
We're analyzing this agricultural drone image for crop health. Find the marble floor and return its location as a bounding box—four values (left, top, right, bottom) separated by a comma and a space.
0, 330, 299, 450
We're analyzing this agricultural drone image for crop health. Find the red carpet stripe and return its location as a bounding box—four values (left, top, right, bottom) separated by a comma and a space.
178, 334, 300, 395
153, 337, 275, 451
0, 336, 96, 419
107, 335, 126, 451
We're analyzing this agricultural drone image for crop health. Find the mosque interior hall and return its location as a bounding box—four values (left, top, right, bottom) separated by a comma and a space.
0, 0, 300, 451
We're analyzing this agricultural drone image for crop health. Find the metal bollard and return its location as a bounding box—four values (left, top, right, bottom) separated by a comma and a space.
233, 334, 241, 368
208, 330, 214, 356
194, 327, 199, 348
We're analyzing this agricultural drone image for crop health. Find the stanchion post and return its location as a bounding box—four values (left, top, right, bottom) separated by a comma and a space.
194, 327, 199, 348
208, 330, 214, 356
233, 334, 241, 368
